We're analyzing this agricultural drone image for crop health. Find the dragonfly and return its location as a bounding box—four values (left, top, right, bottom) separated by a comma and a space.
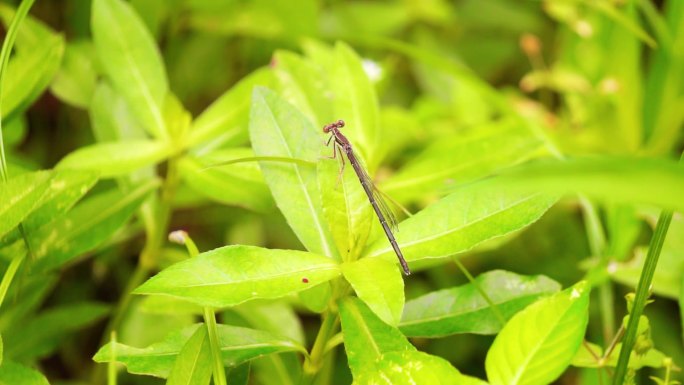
323, 120, 411, 275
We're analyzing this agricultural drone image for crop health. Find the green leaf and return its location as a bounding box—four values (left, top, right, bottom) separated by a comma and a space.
189, 68, 273, 148
339, 297, 415, 379
363, 184, 557, 264
30, 179, 159, 271
342, 258, 404, 326
485, 282, 590, 385
2, 34, 64, 121
331, 42, 381, 170
134, 245, 340, 308
50, 40, 98, 108
166, 326, 212, 385
0, 4, 54, 50
352, 350, 481, 385
479, 156, 684, 212
56, 140, 171, 178
227, 362, 250, 385
0, 171, 52, 239
22, 170, 99, 233
91, 0, 168, 139
3, 302, 109, 361
0, 361, 50, 385
179, 149, 272, 212
297, 281, 332, 313
0, 333, 3, 366
381, 119, 544, 202
248, 87, 337, 258
400, 270, 561, 337
94, 323, 305, 378
317, 157, 373, 262
272, 50, 332, 128
232, 301, 305, 345
89, 82, 148, 142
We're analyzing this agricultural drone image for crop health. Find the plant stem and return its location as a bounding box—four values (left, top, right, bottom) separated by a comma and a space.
302, 311, 339, 385
204, 307, 228, 385
611, 210, 673, 385
579, 197, 615, 342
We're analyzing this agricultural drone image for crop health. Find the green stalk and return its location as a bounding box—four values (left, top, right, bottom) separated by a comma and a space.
579, 197, 615, 342
611, 210, 673, 385
107, 332, 118, 385
173, 231, 226, 385
302, 311, 339, 385
0, 253, 24, 308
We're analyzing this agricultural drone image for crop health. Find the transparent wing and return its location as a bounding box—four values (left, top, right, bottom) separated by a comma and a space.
352, 150, 399, 232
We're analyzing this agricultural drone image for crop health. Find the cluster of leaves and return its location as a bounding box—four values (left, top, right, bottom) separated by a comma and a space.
0, 0, 683, 385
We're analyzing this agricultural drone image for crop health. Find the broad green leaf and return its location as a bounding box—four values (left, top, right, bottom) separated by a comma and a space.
0, 275, 58, 330
248, 87, 337, 258
178, 149, 272, 212
339, 297, 415, 379
610, 215, 684, 299
485, 282, 590, 385
166, 326, 212, 385
50, 40, 98, 108
94, 323, 305, 378
252, 353, 301, 385
0, 361, 50, 385
272, 50, 332, 128
30, 179, 159, 272
22, 170, 99, 233
189, 68, 273, 148
400, 270, 561, 337
352, 350, 479, 385
3, 302, 109, 361
318, 157, 373, 262
56, 140, 171, 178
343, 258, 404, 326
140, 296, 203, 315
0, 171, 52, 239
89, 82, 148, 142
134, 245, 340, 308
331, 42, 381, 170
363, 184, 557, 264
381, 119, 544, 202
572, 342, 667, 370
479, 156, 684, 212
92, 0, 168, 139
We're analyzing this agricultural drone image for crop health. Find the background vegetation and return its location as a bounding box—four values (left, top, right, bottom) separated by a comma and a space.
0, 0, 682, 384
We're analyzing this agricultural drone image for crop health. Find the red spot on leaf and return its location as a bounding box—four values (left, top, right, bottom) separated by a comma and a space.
302, 277, 309, 283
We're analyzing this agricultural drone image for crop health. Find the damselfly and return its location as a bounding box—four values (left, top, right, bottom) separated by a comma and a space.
323, 120, 411, 275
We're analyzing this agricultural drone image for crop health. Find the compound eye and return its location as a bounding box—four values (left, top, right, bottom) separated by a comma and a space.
323, 124, 331, 133
336, 119, 345, 128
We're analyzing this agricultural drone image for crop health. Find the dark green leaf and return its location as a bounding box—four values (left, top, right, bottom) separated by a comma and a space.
50, 40, 98, 108
3, 302, 109, 361
94, 324, 305, 378
30, 179, 159, 271
134, 245, 340, 308
400, 270, 561, 337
